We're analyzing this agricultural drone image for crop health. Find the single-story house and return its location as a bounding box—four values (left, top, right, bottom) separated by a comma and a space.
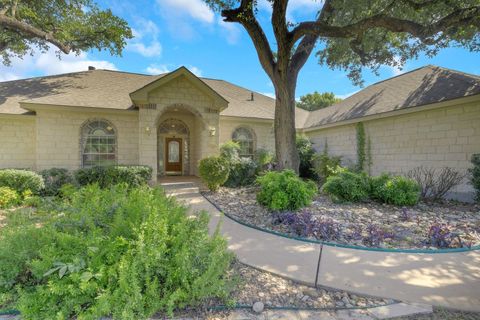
1, 65, 479, 200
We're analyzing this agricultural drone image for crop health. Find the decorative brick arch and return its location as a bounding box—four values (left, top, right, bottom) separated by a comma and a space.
154, 103, 208, 129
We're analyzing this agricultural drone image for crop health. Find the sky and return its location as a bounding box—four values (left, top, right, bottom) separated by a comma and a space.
1, 0, 479, 100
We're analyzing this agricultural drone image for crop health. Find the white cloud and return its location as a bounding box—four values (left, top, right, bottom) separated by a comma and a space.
0, 72, 20, 82
389, 55, 406, 76
156, 0, 215, 40
337, 90, 359, 99
218, 17, 241, 45
157, 0, 214, 23
128, 41, 162, 57
127, 18, 162, 57
0, 46, 116, 81
145, 64, 170, 74
187, 66, 203, 77
261, 92, 276, 99
144, 64, 202, 77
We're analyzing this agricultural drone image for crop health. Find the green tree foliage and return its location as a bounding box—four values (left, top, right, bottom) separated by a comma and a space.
297, 91, 342, 111
0, 0, 132, 65
204, 0, 480, 172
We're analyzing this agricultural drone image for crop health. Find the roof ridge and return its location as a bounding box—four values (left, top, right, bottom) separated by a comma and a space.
367, 65, 435, 87
204, 78, 280, 103
0, 70, 92, 84
432, 65, 480, 80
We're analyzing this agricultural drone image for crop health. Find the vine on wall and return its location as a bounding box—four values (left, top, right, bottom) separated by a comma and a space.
356, 122, 366, 171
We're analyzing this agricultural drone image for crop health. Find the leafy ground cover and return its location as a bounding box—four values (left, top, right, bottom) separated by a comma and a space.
204, 187, 480, 250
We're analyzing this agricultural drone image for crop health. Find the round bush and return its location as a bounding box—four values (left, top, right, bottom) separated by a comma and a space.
224, 157, 258, 188
199, 156, 229, 191
322, 170, 370, 203
0, 169, 45, 195
256, 170, 318, 211
0, 187, 19, 208
40, 168, 74, 196
369, 173, 391, 201
373, 176, 420, 206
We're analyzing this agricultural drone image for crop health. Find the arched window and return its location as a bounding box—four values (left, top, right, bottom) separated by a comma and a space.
232, 127, 255, 158
81, 119, 116, 167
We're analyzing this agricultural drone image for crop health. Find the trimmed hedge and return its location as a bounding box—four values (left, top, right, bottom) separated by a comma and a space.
74, 165, 152, 188
256, 170, 318, 211
0, 169, 45, 194
322, 170, 370, 203
371, 175, 420, 206
322, 170, 421, 206
199, 156, 229, 191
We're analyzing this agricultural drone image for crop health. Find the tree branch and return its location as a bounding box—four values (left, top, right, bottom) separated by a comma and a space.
272, 0, 290, 65
222, 0, 276, 79
0, 13, 72, 54
290, 4, 480, 45
287, 0, 334, 78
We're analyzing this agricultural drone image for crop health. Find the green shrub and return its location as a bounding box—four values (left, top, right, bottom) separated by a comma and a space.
40, 168, 75, 196
224, 157, 257, 187
219, 141, 257, 188
0, 185, 233, 319
0, 169, 45, 195
199, 156, 229, 191
254, 148, 275, 173
220, 140, 241, 160
372, 175, 420, 206
369, 173, 391, 201
256, 170, 317, 211
312, 147, 342, 183
470, 154, 480, 202
74, 165, 152, 188
0, 187, 19, 209
322, 170, 370, 203
296, 135, 317, 179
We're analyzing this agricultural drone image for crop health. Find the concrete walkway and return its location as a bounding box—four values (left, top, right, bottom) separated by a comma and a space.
160, 178, 480, 314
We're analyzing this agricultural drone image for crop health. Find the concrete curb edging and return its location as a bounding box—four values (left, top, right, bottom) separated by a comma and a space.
167, 183, 480, 313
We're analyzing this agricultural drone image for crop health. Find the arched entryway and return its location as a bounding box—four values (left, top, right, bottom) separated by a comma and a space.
158, 118, 190, 175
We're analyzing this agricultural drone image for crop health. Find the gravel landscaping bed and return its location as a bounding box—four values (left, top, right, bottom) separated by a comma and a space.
151, 260, 393, 319
203, 187, 480, 250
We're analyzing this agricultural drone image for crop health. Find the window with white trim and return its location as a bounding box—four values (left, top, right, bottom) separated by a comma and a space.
81, 120, 117, 167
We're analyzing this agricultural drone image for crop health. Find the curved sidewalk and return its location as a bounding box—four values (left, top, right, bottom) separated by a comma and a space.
165, 182, 480, 313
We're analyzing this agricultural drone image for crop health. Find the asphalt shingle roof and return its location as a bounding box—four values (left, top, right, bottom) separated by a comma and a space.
303, 65, 480, 129
0, 65, 479, 129
0, 69, 291, 120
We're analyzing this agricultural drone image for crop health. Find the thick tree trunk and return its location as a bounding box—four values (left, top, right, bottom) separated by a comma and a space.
274, 77, 299, 173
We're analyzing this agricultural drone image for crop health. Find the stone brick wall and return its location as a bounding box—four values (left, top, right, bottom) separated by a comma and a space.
35, 109, 139, 171
306, 101, 480, 200
139, 75, 221, 177
0, 116, 36, 169
219, 117, 275, 152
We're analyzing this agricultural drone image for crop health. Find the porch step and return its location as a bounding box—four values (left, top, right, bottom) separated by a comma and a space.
165, 186, 200, 196
160, 182, 197, 190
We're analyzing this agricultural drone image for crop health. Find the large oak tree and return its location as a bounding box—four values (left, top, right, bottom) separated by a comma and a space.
0, 0, 132, 65
205, 0, 480, 172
